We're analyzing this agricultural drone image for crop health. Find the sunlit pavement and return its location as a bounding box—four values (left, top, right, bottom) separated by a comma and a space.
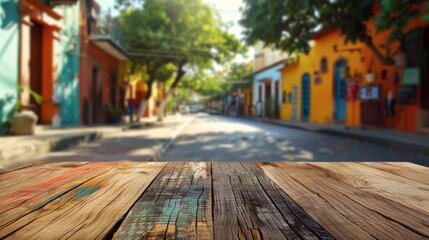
163, 114, 429, 166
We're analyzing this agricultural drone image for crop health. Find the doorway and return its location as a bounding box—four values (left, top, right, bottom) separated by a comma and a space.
274, 81, 280, 118
29, 21, 43, 122
91, 66, 102, 124
301, 74, 310, 121
335, 60, 347, 122
264, 82, 271, 117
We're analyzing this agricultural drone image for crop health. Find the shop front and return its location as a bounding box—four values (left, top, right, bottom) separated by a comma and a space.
19, 0, 62, 125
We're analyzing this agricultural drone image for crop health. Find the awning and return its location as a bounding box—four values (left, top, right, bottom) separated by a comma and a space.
90, 35, 132, 61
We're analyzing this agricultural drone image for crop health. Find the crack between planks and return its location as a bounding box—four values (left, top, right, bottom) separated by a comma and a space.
103, 162, 169, 240
285, 164, 379, 239
305, 163, 429, 239
251, 163, 334, 240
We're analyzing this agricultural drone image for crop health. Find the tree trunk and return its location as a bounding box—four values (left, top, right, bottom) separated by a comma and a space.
156, 60, 187, 122
136, 64, 162, 122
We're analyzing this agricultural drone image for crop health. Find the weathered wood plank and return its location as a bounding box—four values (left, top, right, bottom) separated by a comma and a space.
260, 162, 429, 240
0, 162, 119, 237
0, 162, 88, 198
359, 162, 429, 184
113, 162, 212, 240
3, 162, 166, 239
213, 162, 333, 240
309, 162, 429, 215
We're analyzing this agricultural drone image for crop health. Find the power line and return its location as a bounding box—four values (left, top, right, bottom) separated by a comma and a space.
129, 52, 187, 59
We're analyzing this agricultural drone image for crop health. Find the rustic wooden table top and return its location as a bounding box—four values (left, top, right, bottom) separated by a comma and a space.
0, 162, 428, 239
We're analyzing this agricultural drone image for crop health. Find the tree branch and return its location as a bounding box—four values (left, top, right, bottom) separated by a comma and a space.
361, 35, 395, 66
171, 59, 188, 89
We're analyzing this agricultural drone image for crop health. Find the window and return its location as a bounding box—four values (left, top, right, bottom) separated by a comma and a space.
258, 85, 262, 102
282, 91, 287, 104
321, 57, 328, 73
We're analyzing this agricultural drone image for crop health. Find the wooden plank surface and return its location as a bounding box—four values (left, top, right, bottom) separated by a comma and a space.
258, 162, 429, 240
0, 162, 120, 236
113, 162, 212, 239
0, 162, 88, 198
2, 162, 166, 239
212, 162, 333, 240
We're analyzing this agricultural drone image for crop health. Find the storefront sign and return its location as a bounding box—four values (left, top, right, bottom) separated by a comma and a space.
359, 85, 381, 101
403, 68, 420, 85
397, 86, 418, 104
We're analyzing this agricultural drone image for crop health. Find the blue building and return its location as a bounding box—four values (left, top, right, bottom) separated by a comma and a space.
0, 0, 20, 134
252, 60, 285, 118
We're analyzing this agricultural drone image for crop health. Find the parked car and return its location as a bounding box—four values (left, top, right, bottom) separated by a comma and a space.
179, 106, 190, 114
209, 108, 220, 115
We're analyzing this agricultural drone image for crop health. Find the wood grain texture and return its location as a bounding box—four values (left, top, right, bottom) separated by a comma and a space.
0, 162, 119, 237
113, 162, 212, 240
2, 162, 166, 239
0, 162, 88, 198
213, 162, 333, 240
309, 162, 429, 215
360, 162, 429, 184
259, 162, 429, 240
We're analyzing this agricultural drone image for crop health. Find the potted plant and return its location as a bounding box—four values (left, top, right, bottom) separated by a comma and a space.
9, 84, 43, 135
103, 106, 124, 124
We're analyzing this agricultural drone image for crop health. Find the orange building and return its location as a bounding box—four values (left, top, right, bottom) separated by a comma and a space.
281, 5, 429, 133
19, 0, 65, 125
79, 0, 131, 124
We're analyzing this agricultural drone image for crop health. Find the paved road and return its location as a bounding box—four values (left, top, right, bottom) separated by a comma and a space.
163, 114, 429, 167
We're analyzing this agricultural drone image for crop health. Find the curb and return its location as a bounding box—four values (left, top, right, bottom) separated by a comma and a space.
258, 118, 429, 156
0, 126, 129, 170
150, 117, 193, 162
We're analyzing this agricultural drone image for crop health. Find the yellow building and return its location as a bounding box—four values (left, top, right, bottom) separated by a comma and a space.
280, 14, 429, 134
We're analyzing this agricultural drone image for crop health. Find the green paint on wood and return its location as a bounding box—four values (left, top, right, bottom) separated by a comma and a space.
0, 0, 20, 134
73, 186, 101, 199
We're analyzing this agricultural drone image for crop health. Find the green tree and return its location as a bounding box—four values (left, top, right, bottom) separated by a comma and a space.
117, 0, 244, 121
240, 0, 425, 65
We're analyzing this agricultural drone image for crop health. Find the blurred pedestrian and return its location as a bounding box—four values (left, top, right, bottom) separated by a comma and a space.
128, 98, 136, 123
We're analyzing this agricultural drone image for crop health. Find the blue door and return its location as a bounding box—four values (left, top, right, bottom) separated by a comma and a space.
301, 74, 310, 121
335, 61, 347, 122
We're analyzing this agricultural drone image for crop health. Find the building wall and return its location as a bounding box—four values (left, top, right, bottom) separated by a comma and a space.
253, 64, 284, 116
0, 0, 20, 134
280, 53, 314, 121
280, 4, 428, 132
254, 42, 288, 72
54, 4, 81, 126
312, 32, 364, 125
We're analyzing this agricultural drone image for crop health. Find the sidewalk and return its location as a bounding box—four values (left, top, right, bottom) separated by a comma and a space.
258, 118, 429, 155
0, 116, 190, 170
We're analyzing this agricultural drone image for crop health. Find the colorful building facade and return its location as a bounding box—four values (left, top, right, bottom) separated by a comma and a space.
252, 43, 288, 118
280, 6, 429, 133
0, 0, 132, 134
0, 0, 20, 134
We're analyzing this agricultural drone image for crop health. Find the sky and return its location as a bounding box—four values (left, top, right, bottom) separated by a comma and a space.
98, 0, 252, 63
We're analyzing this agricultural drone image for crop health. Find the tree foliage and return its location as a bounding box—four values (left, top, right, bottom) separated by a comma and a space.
240, 0, 425, 65
116, 0, 244, 120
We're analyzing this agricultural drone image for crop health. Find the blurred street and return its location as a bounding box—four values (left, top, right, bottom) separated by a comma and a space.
164, 114, 429, 166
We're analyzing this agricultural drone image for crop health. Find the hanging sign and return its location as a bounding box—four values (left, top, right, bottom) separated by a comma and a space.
397, 86, 417, 104
403, 68, 420, 85
359, 85, 381, 101
347, 82, 359, 101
